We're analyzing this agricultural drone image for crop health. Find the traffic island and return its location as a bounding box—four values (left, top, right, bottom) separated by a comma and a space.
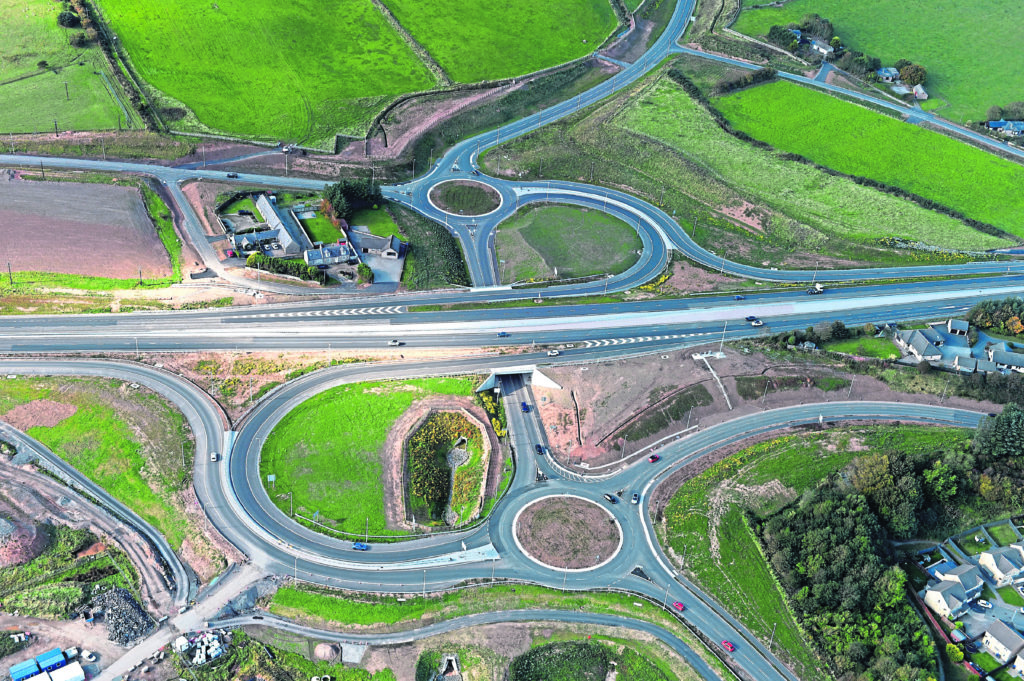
428, 180, 502, 216
513, 494, 622, 570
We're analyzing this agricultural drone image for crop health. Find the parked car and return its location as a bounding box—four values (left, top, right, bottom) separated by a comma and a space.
751, 320, 764, 327
721, 641, 735, 653
210, 452, 218, 462
226, 172, 239, 178
387, 339, 401, 346
631, 493, 640, 505
352, 542, 370, 551
672, 601, 685, 612
978, 599, 993, 609
648, 454, 661, 463
535, 444, 544, 455
603, 493, 618, 504
316, 264, 329, 270
497, 332, 510, 338
745, 316, 758, 322
521, 401, 529, 413
547, 350, 560, 357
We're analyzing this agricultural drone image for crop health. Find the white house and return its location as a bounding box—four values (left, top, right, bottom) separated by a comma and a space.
979, 544, 1024, 586
983, 620, 1024, 664
923, 581, 970, 619
913, 84, 928, 100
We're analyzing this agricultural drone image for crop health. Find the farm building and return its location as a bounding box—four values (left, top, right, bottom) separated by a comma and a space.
350, 231, 406, 260
810, 39, 834, 56
254, 194, 310, 256
894, 329, 941, 361
913, 84, 928, 100
876, 67, 900, 82
304, 242, 354, 267
988, 120, 1024, 136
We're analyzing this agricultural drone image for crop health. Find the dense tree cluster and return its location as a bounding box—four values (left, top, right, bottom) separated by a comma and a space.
324, 179, 383, 224
967, 296, 1024, 338
712, 67, 778, 96
760, 483, 937, 680
987, 102, 1024, 121
407, 412, 480, 517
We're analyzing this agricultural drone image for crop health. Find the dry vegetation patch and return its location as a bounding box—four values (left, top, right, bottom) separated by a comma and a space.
515, 496, 620, 569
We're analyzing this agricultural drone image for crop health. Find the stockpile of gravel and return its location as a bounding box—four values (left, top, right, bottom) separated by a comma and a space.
93, 588, 153, 644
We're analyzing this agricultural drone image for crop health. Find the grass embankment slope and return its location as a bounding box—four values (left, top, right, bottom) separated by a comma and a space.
0, 377, 224, 577
0, 0, 125, 133
259, 377, 478, 537
270, 583, 719, 679
716, 81, 1024, 239
483, 61, 1010, 269
495, 205, 641, 283
732, 0, 1024, 121
0, 526, 139, 619
660, 425, 967, 681
386, 0, 618, 82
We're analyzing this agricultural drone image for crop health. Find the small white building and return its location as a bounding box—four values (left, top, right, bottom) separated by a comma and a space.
49, 663, 84, 681
913, 84, 928, 100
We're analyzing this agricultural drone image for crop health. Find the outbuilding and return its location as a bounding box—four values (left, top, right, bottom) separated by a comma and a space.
35, 650, 66, 673
49, 662, 84, 681
10, 660, 41, 681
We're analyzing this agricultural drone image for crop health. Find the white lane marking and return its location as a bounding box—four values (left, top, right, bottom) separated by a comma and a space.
583, 333, 704, 348
246, 306, 405, 318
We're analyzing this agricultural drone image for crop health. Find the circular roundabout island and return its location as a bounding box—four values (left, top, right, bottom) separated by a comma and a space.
513, 495, 622, 570
428, 180, 502, 216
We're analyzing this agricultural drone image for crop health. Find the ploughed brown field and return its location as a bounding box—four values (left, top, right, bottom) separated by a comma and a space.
0, 178, 171, 279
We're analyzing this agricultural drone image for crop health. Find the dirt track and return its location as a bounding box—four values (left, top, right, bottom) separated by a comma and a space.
0, 176, 171, 279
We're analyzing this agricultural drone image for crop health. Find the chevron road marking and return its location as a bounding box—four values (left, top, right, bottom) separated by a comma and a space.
582, 333, 706, 348
243, 306, 405, 318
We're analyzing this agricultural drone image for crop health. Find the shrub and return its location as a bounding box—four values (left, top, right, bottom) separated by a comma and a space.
57, 10, 80, 27
357, 263, 373, 284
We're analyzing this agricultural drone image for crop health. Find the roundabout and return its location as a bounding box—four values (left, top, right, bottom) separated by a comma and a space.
512, 494, 622, 571
427, 179, 503, 216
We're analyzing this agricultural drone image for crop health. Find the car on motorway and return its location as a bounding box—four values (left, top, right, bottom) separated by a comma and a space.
226, 172, 239, 178
603, 493, 618, 504
672, 601, 685, 612
721, 641, 735, 653
744, 316, 757, 322
210, 452, 218, 462
387, 339, 402, 346
978, 599, 993, 609
648, 454, 660, 463
631, 492, 640, 504
535, 444, 544, 455
521, 401, 529, 413
547, 350, 560, 357
352, 542, 370, 551
733, 295, 745, 300
751, 320, 764, 327
497, 332, 510, 338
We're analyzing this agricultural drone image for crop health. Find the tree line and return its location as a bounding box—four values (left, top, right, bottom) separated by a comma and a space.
967, 296, 1024, 338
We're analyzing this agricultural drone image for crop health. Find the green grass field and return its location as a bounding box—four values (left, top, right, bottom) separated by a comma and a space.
660, 425, 965, 681
495, 205, 641, 283
385, 0, 617, 82
0, 0, 127, 133
484, 63, 1011, 268
987, 521, 1020, 546
0, 377, 200, 553
222, 196, 263, 220
731, 0, 1024, 121
300, 215, 343, 244
259, 377, 478, 537
350, 207, 402, 239
956, 536, 991, 557
715, 81, 1024, 238
824, 336, 899, 359
94, 0, 434, 142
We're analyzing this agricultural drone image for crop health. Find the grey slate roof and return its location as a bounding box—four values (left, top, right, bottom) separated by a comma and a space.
992, 350, 1024, 369
986, 620, 1024, 655
940, 563, 984, 592
948, 319, 969, 333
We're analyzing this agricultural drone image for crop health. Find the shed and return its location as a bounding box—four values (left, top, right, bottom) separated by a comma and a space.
49, 662, 84, 681
10, 660, 41, 681
35, 650, 65, 673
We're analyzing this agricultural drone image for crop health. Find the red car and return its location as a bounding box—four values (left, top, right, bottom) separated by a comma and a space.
672, 601, 685, 612
648, 454, 661, 463
721, 641, 735, 652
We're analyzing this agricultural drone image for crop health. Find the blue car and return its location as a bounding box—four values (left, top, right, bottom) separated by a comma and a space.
353, 542, 370, 551
734, 295, 745, 300
521, 401, 529, 413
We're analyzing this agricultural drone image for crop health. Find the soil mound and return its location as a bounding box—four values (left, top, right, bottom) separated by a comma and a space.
314, 643, 338, 660
0, 517, 49, 567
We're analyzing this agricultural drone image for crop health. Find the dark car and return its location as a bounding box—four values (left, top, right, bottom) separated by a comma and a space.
603, 493, 618, 504
316, 264, 329, 270
226, 172, 239, 178
535, 444, 544, 455
353, 542, 370, 551
745, 316, 758, 322
521, 401, 529, 413
648, 454, 661, 463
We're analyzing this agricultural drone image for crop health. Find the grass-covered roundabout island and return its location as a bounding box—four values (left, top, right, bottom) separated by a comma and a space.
257, 376, 510, 539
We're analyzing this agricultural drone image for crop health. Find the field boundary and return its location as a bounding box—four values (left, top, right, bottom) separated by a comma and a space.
373, 0, 452, 86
